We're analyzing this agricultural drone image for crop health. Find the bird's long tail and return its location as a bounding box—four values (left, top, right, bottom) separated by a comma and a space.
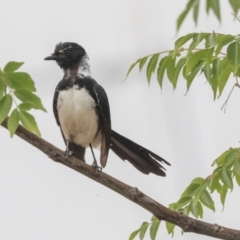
110, 130, 170, 176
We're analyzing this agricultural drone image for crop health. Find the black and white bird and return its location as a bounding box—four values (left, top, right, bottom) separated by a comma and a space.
44, 42, 170, 176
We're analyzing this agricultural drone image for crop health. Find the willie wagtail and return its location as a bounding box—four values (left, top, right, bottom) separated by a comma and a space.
44, 42, 170, 176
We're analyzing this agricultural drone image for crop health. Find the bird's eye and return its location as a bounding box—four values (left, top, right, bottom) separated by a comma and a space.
65, 50, 70, 55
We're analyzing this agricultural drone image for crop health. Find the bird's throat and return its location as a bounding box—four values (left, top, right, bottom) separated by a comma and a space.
64, 56, 91, 78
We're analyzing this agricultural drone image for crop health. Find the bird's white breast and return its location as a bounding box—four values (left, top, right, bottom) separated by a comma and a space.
57, 85, 101, 148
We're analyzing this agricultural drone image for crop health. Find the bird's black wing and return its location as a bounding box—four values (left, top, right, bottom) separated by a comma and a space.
91, 82, 111, 167
53, 85, 61, 126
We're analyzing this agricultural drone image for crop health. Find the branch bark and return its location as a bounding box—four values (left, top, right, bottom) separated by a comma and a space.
2, 119, 240, 240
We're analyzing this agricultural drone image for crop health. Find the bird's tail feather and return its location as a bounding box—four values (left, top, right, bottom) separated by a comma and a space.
110, 130, 170, 176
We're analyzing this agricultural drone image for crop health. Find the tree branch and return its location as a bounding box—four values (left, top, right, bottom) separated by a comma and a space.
1, 119, 240, 240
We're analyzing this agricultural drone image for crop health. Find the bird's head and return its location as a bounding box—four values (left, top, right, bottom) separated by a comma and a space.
44, 42, 86, 71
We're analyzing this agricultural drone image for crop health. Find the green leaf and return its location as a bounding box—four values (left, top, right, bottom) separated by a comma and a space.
139, 57, 149, 71
212, 58, 220, 78
182, 65, 187, 79
169, 202, 178, 211
224, 149, 239, 167
157, 56, 169, 88
129, 229, 140, 240
205, 47, 215, 66
200, 190, 215, 211
1, 73, 12, 89
181, 183, 200, 198
219, 57, 229, 70
5, 72, 36, 92
218, 66, 231, 97
227, 41, 240, 74
186, 49, 208, 75
150, 219, 160, 240
208, 0, 221, 22
175, 33, 194, 50
211, 58, 220, 99
126, 58, 142, 78
166, 56, 176, 88
210, 174, 222, 193
7, 109, 19, 137
193, 181, 209, 205
0, 79, 4, 100
19, 102, 34, 111
3, 62, 24, 73
229, 0, 240, 15
196, 201, 203, 218
182, 206, 190, 215
186, 60, 206, 92
188, 33, 207, 54
220, 185, 228, 207
235, 174, 240, 186
177, 196, 192, 209
14, 89, 46, 112
203, 65, 211, 82
221, 35, 235, 47
19, 111, 41, 136
215, 34, 224, 44
191, 177, 205, 185
192, 1, 199, 24
146, 54, 160, 83
0, 94, 12, 124
206, 0, 211, 13
151, 215, 158, 221
139, 222, 149, 240
205, 32, 217, 48
176, 0, 196, 31
166, 222, 175, 235
174, 58, 186, 86
234, 158, 240, 176
215, 149, 233, 166
213, 166, 223, 173
215, 35, 235, 56
219, 168, 233, 190
189, 200, 198, 218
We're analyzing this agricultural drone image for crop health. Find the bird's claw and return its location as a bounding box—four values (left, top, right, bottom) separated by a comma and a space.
65, 149, 73, 159
92, 161, 102, 172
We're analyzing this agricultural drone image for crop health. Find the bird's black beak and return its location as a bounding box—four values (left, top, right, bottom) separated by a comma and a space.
44, 55, 59, 61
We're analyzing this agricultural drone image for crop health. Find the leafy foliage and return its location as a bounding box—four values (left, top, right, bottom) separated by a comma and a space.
130, 148, 240, 239
127, 4, 240, 238
0, 62, 46, 136
129, 216, 161, 240
127, 32, 240, 100
176, 0, 240, 31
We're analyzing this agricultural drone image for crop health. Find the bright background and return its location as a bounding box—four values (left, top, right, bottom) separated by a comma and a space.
1, 1, 240, 239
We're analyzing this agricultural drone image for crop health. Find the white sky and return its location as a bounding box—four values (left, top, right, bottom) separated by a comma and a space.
1, 1, 240, 240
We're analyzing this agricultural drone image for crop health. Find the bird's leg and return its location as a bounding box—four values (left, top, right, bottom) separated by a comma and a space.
90, 144, 102, 171
65, 140, 73, 159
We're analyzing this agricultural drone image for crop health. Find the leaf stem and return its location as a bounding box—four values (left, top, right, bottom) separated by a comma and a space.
231, 12, 240, 23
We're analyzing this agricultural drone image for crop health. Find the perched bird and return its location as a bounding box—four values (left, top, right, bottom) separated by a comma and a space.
44, 42, 170, 176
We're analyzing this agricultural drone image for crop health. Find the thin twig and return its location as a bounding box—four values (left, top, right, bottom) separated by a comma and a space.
221, 84, 236, 113
231, 12, 240, 22
235, 76, 239, 86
